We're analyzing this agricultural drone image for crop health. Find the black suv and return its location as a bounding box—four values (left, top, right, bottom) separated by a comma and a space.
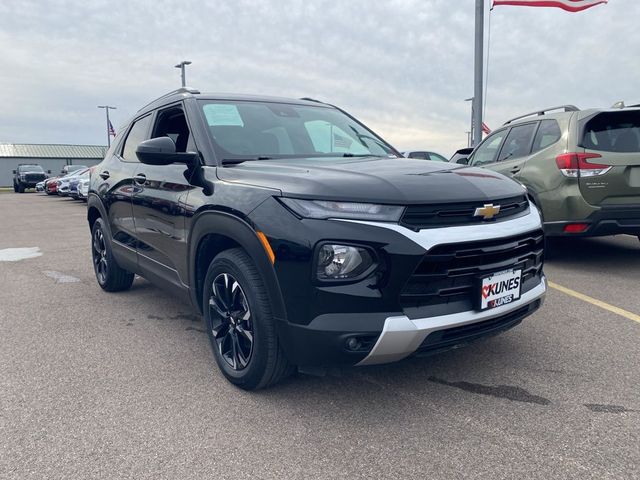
88, 88, 546, 389
13, 164, 47, 192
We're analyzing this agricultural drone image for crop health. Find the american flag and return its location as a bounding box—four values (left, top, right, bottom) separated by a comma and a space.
108, 120, 116, 137
492, 0, 607, 12
482, 122, 491, 135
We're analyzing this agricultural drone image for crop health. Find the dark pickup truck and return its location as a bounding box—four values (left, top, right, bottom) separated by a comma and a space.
13, 164, 47, 193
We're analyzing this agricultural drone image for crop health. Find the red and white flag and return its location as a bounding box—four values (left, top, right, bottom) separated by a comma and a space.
482, 122, 491, 135
492, 0, 607, 12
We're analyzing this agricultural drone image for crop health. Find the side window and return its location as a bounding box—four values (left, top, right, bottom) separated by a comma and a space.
152, 106, 193, 153
531, 120, 561, 153
498, 123, 537, 161
121, 115, 152, 162
408, 151, 429, 160
471, 131, 508, 166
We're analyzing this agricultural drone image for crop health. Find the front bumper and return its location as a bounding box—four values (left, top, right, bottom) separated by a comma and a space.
357, 277, 545, 365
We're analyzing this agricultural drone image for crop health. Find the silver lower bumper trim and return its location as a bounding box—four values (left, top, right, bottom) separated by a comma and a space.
357, 277, 546, 366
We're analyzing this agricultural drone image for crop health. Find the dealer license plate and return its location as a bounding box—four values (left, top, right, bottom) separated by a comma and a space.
479, 269, 522, 310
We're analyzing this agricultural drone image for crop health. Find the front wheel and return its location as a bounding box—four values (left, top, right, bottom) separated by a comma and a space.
91, 218, 134, 292
203, 248, 293, 390
17, 183, 25, 193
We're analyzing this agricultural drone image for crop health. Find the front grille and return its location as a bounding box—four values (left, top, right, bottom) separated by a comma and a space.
400, 230, 544, 312
25, 173, 46, 182
401, 195, 529, 230
414, 302, 539, 356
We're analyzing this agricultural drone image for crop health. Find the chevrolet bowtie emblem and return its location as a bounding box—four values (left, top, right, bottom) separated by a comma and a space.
474, 204, 501, 220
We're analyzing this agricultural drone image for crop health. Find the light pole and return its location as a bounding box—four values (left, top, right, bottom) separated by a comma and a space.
174, 60, 192, 87
97, 105, 116, 148
472, 0, 484, 147
465, 97, 474, 147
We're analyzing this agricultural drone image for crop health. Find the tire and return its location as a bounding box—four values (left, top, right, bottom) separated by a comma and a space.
17, 183, 25, 193
203, 248, 293, 390
91, 218, 134, 292
13, 182, 18, 193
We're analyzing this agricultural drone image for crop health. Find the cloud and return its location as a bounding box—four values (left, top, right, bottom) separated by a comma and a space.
0, 0, 635, 156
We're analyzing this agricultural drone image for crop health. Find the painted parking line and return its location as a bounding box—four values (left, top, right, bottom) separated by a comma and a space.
548, 280, 640, 324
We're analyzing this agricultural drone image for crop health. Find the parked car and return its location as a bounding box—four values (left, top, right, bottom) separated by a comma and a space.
77, 175, 90, 201
57, 168, 89, 197
458, 105, 640, 238
13, 164, 47, 193
450, 147, 474, 164
35, 180, 46, 192
403, 150, 448, 162
88, 88, 546, 389
44, 176, 59, 195
70, 169, 92, 200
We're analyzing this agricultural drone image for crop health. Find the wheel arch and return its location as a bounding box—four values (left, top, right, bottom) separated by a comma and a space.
188, 211, 287, 321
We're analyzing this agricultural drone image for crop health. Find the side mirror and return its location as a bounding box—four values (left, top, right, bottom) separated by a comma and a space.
457, 157, 470, 165
136, 137, 198, 166
47, 170, 52, 174
12, 170, 16, 174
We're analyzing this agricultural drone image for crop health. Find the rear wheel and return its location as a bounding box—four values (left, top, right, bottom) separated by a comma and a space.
203, 248, 292, 390
91, 218, 134, 292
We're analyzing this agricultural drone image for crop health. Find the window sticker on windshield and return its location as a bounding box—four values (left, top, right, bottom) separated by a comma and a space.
203, 104, 244, 127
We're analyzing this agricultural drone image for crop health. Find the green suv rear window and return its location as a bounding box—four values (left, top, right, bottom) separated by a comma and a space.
582, 111, 640, 153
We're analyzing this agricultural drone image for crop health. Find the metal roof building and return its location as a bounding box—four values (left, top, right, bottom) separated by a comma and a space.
0, 144, 107, 187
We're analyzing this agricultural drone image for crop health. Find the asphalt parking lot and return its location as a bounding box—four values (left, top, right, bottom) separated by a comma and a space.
1, 192, 638, 479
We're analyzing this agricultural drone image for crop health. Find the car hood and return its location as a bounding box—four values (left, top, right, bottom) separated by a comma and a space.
216, 157, 525, 204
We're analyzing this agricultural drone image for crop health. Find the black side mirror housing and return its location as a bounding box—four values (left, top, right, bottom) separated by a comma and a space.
47, 170, 52, 174
136, 137, 199, 166
12, 170, 17, 174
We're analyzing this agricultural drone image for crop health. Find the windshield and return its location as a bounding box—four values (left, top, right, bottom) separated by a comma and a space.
19, 165, 44, 173
199, 100, 398, 161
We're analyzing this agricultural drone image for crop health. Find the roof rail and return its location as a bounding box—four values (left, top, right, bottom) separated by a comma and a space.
299, 97, 323, 103
137, 87, 201, 113
503, 105, 580, 125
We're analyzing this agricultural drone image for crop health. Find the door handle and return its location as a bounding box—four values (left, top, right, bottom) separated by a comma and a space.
133, 173, 147, 185
510, 166, 521, 174
99, 170, 110, 180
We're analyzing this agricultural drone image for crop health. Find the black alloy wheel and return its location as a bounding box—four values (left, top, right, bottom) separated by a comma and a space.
90, 218, 134, 292
208, 273, 254, 370
92, 227, 108, 285
203, 248, 292, 390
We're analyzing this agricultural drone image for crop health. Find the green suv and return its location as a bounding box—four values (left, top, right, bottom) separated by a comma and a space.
458, 105, 640, 238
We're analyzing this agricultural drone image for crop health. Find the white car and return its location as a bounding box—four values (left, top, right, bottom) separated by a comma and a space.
402, 150, 448, 162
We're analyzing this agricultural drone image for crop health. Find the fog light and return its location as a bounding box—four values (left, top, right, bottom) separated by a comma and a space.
316, 244, 374, 280
345, 337, 361, 351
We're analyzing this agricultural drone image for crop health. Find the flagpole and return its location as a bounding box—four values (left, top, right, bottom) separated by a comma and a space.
472, 0, 484, 147
98, 105, 117, 148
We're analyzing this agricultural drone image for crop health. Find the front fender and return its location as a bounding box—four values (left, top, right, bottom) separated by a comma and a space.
187, 211, 287, 322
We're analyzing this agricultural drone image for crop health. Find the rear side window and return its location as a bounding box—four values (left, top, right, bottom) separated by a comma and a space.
121, 115, 152, 162
531, 120, 561, 153
582, 111, 640, 153
498, 123, 537, 161
408, 151, 429, 160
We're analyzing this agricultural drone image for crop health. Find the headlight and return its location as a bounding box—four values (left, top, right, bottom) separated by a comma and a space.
316, 244, 375, 281
280, 198, 404, 222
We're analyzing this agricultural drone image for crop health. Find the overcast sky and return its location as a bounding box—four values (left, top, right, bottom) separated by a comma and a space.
0, 0, 636, 156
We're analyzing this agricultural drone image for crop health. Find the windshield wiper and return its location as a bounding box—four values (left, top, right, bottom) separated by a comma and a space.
221, 156, 274, 165
340, 153, 378, 157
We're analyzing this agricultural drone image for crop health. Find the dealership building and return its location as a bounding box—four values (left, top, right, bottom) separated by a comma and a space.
0, 144, 107, 187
